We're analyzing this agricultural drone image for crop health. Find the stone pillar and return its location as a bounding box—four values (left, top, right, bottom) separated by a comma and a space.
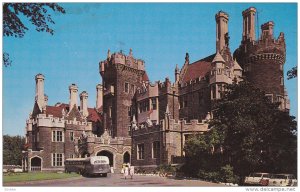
80, 91, 89, 117
175, 64, 180, 82
35, 74, 45, 110
96, 84, 103, 109
69, 84, 78, 110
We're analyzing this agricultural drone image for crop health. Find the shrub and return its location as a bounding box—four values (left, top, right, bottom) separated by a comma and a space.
218, 165, 239, 184
197, 169, 220, 182
156, 164, 176, 176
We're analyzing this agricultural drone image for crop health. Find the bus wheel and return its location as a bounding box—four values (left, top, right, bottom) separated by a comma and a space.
103, 173, 107, 177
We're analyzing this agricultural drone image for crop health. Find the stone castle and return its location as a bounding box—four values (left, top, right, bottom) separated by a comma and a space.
22, 7, 290, 172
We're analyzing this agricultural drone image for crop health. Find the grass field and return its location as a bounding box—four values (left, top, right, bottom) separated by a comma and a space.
3, 172, 80, 183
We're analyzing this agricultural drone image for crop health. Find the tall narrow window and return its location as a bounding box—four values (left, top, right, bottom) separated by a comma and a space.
70, 132, 74, 141
109, 106, 112, 118
152, 141, 160, 159
151, 98, 157, 110
137, 144, 144, 160
212, 85, 216, 99
124, 82, 129, 93
280, 77, 283, 85
130, 84, 135, 94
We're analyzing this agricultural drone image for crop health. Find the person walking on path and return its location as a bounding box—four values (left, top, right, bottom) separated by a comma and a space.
129, 166, 134, 179
124, 165, 129, 179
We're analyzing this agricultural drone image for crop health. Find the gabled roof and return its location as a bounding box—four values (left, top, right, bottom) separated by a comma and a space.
87, 108, 102, 122
45, 104, 68, 118
45, 103, 101, 123
182, 53, 215, 83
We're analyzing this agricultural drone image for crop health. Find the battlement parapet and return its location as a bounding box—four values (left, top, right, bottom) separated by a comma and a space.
86, 135, 131, 145
166, 119, 209, 132
36, 114, 65, 128
243, 52, 285, 65
158, 78, 178, 94
241, 34, 285, 57
109, 51, 145, 71
136, 82, 159, 101
132, 118, 209, 135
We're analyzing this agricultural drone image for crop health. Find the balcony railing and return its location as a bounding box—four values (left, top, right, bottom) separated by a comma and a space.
31, 166, 41, 171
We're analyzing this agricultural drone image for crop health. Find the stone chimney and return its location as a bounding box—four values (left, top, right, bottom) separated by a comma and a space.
96, 84, 103, 109
242, 7, 256, 41
80, 91, 89, 117
261, 21, 274, 39
175, 64, 180, 82
35, 74, 45, 110
69, 84, 78, 110
44, 94, 48, 107
215, 11, 229, 52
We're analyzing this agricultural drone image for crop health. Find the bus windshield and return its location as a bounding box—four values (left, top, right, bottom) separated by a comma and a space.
90, 156, 109, 165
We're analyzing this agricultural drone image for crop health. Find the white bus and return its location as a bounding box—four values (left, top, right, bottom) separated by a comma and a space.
65, 156, 110, 177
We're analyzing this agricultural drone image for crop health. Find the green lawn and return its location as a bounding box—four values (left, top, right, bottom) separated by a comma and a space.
3, 172, 80, 183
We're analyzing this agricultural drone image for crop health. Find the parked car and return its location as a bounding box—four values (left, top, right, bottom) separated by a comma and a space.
244, 172, 270, 186
12, 168, 23, 173
269, 174, 297, 186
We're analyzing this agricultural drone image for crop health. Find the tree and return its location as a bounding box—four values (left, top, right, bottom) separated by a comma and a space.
210, 81, 297, 178
3, 135, 26, 165
183, 81, 297, 183
3, 3, 65, 66
287, 66, 297, 80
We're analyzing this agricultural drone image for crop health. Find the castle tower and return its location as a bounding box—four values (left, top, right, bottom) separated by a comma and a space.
96, 84, 103, 110
234, 7, 287, 110
35, 74, 45, 110
100, 49, 146, 138
242, 7, 256, 41
215, 11, 229, 52
209, 52, 231, 100
69, 84, 78, 110
80, 91, 89, 117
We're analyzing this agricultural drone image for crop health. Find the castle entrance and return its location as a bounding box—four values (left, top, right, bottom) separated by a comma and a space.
123, 151, 130, 164
97, 150, 114, 167
30, 156, 41, 171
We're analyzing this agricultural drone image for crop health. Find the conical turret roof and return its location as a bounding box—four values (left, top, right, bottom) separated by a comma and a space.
212, 51, 226, 63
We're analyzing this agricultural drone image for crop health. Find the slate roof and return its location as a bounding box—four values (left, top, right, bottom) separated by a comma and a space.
142, 71, 149, 81
45, 103, 101, 123
182, 53, 215, 83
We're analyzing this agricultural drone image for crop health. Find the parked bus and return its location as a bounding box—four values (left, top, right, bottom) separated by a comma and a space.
65, 156, 110, 177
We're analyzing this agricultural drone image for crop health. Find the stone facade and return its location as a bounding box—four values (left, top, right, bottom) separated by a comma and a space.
23, 7, 290, 173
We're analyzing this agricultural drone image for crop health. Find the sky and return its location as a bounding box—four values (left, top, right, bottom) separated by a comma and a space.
2, 3, 298, 136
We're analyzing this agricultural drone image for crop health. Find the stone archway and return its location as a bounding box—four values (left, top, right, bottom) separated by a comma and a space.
30, 156, 42, 171
123, 151, 130, 164
97, 150, 114, 167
